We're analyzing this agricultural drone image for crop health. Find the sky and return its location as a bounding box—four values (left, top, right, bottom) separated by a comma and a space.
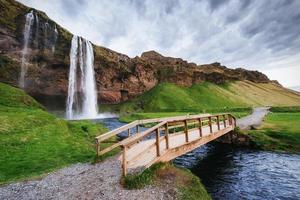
18, 0, 300, 89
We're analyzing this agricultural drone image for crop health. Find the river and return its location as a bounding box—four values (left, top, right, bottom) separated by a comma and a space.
97, 118, 300, 200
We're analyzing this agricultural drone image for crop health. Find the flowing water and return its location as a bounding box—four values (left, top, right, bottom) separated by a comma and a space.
52, 25, 58, 53
174, 143, 300, 200
34, 13, 39, 48
66, 35, 98, 119
19, 11, 34, 89
99, 119, 300, 200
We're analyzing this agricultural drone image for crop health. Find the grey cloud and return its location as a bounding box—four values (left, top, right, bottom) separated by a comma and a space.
208, 0, 231, 11
17, 0, 300, 87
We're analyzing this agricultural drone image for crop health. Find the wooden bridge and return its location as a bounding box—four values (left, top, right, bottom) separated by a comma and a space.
95, 113, 236, 175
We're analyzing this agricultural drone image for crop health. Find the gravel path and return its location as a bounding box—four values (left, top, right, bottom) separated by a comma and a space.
0, 156, 175, 200
237, 107, 270, 130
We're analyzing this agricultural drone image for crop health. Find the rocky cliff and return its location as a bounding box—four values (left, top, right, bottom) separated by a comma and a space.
0, 0, 273, 105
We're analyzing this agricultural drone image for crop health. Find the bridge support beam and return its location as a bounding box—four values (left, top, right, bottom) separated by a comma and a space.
122, 146, 127, 176
209, 117, 213, 133
184, 120, 189, 142
156, 128, 160, 156
128, 128, 131, 137
165, 123, 169, 149
198, 118, 202, 137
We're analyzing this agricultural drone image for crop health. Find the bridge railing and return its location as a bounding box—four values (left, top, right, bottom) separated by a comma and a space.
95, 114, 211, 156
95, 113, 236, 175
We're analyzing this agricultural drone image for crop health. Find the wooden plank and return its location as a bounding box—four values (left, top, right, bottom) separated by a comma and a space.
156, 128, 160, 156
165, 123, 169, 149
98, 142, 121, 156
96, 121, 138, 141
158, 126, 234, 162
198, 118, 202, 137
209, 117, 213, 133
128, 128, 131, 137
217, 116, 220, 130
122, 121, 166, 147
127, 141, 157, 166
184, 120, 189, 142
122, 146, 127, 176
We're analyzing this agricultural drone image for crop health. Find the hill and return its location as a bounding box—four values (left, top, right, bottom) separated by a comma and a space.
114, 81, 300, 113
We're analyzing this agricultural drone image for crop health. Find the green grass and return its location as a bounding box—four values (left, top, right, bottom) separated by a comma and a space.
247, 112, 300, 153
108, 81, 300, 114
115, 82, 247, 113
0, 83, 116, 184
270, 106, 300, 113
119, 108, 251, 123
123, 162, 211, 200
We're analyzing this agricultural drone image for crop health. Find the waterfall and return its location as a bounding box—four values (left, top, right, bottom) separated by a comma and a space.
35, 13, 39, 48
19, 10, 34, 89
52, 25, 58, 53
66, 35, 98, 119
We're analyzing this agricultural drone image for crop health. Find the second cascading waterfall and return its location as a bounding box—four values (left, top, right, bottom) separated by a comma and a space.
19, 11, 34, 88
66, 35, 98, 119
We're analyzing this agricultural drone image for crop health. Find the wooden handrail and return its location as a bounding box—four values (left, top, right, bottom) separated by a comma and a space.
121, 121, 167, 147
95, 113, 236, 159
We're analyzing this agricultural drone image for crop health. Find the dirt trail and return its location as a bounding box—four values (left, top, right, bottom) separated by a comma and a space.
237, 107, 270, 130
0, 156, 175, 200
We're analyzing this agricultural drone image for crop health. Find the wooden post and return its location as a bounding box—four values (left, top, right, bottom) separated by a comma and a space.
198, 118, 202, 137
136, 125, 140, 133
156, 129, 160, 156
128, 128, 131, 137
223, 114, 226, 128
122, 146, 127, 176
217, 115, 220, 130
95, 139, 100, 156
209, 117, 213, 133
229, 115, 232, 126
165, 123, 169, 149
184, 120, 189, 142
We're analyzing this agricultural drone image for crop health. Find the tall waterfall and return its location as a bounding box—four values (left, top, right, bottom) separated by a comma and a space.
66, 35, 98, 119
52, 25, 58, 53
19, 11, 34, 89
35, 13, 39, 48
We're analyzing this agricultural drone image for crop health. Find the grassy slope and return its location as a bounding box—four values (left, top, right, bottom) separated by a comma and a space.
246, 108, 300, 153
115, 81, 300, 122
123, 163, 211, 200
0, 83, 111, 184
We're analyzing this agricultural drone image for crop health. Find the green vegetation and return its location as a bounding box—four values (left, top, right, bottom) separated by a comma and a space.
119, 109, 250, 123
110, 81, 300, 114
123, 163, 211, 200
104, 81, 300, 123
270, 106, 300, 113
0, 83, 115, 184
247, 109, 300, 153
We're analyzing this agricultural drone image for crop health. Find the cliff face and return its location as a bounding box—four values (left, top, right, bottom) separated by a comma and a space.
0, 0, 272, 105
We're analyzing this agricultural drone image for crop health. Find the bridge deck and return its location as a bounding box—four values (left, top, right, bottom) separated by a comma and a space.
124, 121, 231, 170
95, 113, 236, 175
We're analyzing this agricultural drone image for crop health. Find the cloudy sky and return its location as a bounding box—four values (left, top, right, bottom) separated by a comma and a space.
18, 0, 300, 89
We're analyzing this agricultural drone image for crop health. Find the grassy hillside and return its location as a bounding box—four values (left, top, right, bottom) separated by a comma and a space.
113, 81, 300, 113
0, 83, 111, 184
247, 107, 300, 153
